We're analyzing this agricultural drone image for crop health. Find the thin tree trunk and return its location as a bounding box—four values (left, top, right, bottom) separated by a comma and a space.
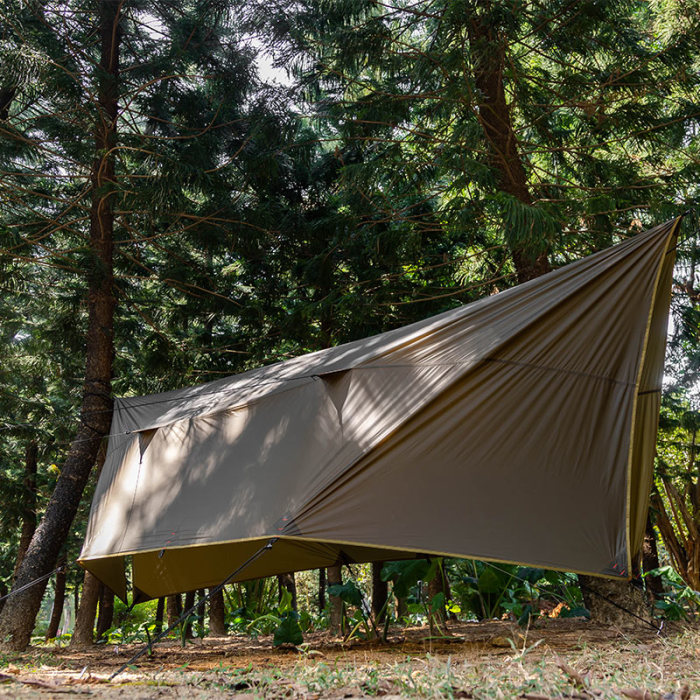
327, 564, 343, 636
95, 584, 114, 640
183, 591, 196, 638
196, 589, 205, 633
318, 568, 326, 613
468, 8, 550, 283
154, 597, 165, 634
277, 573, 297, 611
166, 594, 182, 628
395, 592, 408, 621
45, 554, 67, 640
208, 589, 226, 636
13, 441, 38, 580
427, 559, 447, 624
70, 571, 101, 647
0, 86, 15, 121
0, 0, 120, 652
642, 513, 663, 600
371, 561, 388, 624
69, 443, 109, 648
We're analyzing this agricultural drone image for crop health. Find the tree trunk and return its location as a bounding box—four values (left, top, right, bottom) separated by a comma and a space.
13, 441, 38, 580
44, 555, 67, 640
277, 573, 297, 611
395, 592, 408, 621
70, 571, 101, 647
642, 513, 664, 600
208, 588, 226, 636
166, 594, 182, 628
0, 0, 120, 652
327, 564, 343, 636
468, 8, 550, 283
371, 561, 388, 624
95, 584, 114, 640
318, 568, 326, 613
183, 591, 196, 638
427, 559, 447, 624
579, 574, 652, 627
196, 589, 205, 633
154, 597, 165, 635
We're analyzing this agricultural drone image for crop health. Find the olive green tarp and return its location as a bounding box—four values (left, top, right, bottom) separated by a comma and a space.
80, 218, 681, 601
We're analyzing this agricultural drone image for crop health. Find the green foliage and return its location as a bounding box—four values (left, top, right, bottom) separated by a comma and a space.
327, 580, 363, 607
452, 561, 584, 623
381, 559, 436, 599
647, 566, 700, 620
273, 613, 304, 647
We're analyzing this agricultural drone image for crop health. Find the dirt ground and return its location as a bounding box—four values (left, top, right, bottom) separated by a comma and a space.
0, 619, 698, 698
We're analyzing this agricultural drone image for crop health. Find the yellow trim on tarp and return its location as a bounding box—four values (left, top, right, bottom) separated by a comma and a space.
80, 532, 630, 583
623, 216, 682, 575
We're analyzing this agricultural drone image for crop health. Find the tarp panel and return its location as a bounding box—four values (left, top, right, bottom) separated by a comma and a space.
80, 218, 681, 599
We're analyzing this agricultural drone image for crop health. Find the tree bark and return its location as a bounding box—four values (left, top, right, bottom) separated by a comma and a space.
95, 584, 114, 640
0, 0, 120, 652
13, 441, 38, 579
208, 588, 226, 636
277, 573, 297, 611
427, 559, 448, 624
371, 561, 388, 624
579, 574, 652, 627
183, 591, 196, 638
166, 594, 182, 628
44, 554, 67, 640
327, 564, 343, 636
468, 8, 550, 283
154, 597, 165, 634
70, 571, 101, 647
395, 592, 408, 621
318, 568, 326, 613
196, 589, 205, 632
642, 513, 663, 600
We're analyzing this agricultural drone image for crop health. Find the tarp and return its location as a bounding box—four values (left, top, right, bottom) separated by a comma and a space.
79, 218, 681, 601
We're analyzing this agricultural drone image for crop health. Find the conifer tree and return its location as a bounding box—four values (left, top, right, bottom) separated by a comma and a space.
0, 0, 287, 648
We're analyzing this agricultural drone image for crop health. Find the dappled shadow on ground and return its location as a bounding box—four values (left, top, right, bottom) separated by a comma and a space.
0, 619, 696, 698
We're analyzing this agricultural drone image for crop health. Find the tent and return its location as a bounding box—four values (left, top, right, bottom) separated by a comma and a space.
80, 218, 681, 601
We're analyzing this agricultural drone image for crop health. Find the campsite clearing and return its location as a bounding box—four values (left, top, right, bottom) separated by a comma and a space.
0, 619, 697, 698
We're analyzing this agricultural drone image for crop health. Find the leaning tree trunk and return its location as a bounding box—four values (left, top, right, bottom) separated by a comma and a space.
44, 553, 67, 640
0, 0, 120, 652
13, 441, 38, 580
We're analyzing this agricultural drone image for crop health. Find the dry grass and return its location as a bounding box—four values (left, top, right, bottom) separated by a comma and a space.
0, 619, 698, 698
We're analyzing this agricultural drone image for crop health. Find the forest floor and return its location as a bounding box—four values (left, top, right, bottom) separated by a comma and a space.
0, 618, 698, 699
